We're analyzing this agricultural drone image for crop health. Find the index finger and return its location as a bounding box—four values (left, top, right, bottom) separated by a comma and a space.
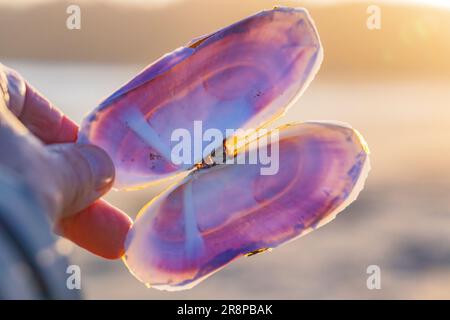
2, 65, 78, 143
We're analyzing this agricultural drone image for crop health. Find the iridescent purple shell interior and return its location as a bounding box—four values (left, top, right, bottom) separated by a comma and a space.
78, 7, 370, 291
79, 7, 323, 190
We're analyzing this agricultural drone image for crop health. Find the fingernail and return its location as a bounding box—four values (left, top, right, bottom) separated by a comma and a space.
1, 65, 26, 116
77, 144, 115, 192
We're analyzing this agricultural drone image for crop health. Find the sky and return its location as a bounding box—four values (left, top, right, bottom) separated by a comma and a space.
0, 0, 182, 7
1, 0, 450, 9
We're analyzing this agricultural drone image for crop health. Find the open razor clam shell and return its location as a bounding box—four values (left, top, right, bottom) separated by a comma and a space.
123, 122, 370, 291
78, 7, 323, 189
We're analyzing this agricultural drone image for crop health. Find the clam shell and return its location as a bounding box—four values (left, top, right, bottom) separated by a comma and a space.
123, 122, 370, 290
77, 7, 371, 291
78, 7, 323, 189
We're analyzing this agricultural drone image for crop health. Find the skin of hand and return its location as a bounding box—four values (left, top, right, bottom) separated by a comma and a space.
0, 64, 132, 259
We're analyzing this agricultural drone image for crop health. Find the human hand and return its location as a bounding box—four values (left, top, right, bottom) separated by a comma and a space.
0, 64, 132, 259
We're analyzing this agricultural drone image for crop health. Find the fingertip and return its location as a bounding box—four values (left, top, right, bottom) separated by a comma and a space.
56, 199, 132, 259
1, 65, 26, 116
1, 65, 80, 143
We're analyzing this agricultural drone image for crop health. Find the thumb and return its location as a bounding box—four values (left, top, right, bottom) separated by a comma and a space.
46, 143, 115, 218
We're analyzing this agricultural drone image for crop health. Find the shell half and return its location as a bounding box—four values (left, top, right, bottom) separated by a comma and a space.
78, 7, 323, 189
123, 122, 370, 290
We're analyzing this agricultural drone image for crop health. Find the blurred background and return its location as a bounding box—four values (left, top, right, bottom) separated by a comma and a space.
1, 0, 450, 299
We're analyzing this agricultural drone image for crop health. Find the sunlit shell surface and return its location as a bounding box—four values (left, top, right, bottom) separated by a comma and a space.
78, 7, 371, 291
79, 7, 323, 189
125, 122, 370, 290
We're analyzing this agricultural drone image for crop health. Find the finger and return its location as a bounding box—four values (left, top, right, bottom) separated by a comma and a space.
46, 143, 115, 217
22, 83, 79, 143
55, 199, 132, 259
2, 65, 78, 143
